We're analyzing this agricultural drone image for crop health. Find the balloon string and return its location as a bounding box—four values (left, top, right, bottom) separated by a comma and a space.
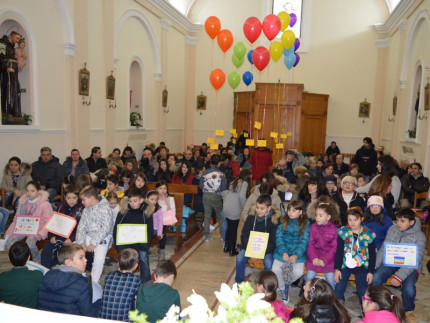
211, 40, 214, 70
249, 90, 252, 136
214, 90, 217, 131
263, 82, 268, 131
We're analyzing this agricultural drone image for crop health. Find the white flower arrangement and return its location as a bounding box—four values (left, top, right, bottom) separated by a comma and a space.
0, 43, 6, 56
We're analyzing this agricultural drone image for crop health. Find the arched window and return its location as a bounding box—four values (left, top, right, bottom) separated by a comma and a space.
129, 59, 144, 128
272, 0, 303, 38
408, 64, 422, 138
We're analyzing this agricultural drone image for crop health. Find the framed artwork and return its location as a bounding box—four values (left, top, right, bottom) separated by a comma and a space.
393, 94, 397, 116
359, 99, 370, 118
106, 74, 115, 100
425, 79, 429, 111
79, 65, 90, 96
162, 87, 168, 107
197, 92, 207, 110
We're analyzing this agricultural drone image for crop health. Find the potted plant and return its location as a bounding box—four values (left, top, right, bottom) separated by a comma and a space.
407, 129, 416, 139
130, 112, 143, 129
23, 113, 32, 125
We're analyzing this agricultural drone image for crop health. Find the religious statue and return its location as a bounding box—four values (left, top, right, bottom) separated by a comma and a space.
15, 38, 27, 72
0, 31, 22, 117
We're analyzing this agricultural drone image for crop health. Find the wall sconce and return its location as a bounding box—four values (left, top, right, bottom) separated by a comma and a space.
108, 100, 117, 109
163, 105, 170, 113
388, 115, 395, 122
82, 96, 91, 106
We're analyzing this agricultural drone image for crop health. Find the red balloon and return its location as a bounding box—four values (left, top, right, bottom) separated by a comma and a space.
252, 46, 270, 71
210, 69, 226, 90
205, 16, 221, 39
217, 29, 233, 53
262, 14, 281, 41
243, 17, 262, 44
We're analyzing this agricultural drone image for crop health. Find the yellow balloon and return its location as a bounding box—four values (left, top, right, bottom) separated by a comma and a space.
281, 30, 296, 49
277, 11, 291, 32
269, 41, 283, 61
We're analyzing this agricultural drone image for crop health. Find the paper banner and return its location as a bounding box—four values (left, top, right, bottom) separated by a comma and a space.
276, 143, 284, 149
244, 133, 249, 138
207, 137, 215, 144
210, 143, 219, 150
232, 139, 236, 144
215, 130, 224, 136
270, 132, 278, 138
245, 231, 269, 259
233, 133, 238, 138
116, 224, 147, 245
43, 212, 77, 238
287, 132, 293, 136
246, 139, 255, 146
274, 137, 278, 143
257, 140, 267, 147
229, 128, 236, 134
280, 134, 287, 139
254, 121, 261, 129
13, 216, 40, 236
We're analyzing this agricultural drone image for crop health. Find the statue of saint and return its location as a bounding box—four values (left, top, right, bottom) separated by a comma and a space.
0, 31, 22, 117
15, 38, 27, 72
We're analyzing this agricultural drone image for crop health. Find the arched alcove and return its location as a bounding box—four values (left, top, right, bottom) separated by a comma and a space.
407, 64, 422, 137
129, 57, 145, 128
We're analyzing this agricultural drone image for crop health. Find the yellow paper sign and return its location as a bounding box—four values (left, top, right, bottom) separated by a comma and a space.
210, 143, 218, 150
207, 137, 215, 144
215, 130, 224, 136
270, 132, 278, 138
254, 122, 261, 129
245, 231, 269, 259
280, 134, 287, 139
233, 133, 238, 138
276, 143, 284, 149
287, 132, 293, 137
232, 139, 236, 144
274, 137, 278, 143
230, 128, 236, 134
246, 139, 255, 146
244, 133, 249, 138
257, 140, 267, 147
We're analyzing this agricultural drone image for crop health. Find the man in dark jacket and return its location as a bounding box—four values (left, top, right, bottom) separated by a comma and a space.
353, 137, 377, 182
325, 141, 340, 156
31, 146, 63, 202
85, 146, 107, 173
401, 162, 429, 208
333, 154, 349, 176
63, 149, 90, 177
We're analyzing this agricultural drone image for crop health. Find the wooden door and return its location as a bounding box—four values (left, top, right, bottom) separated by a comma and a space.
233, 91, 255, 134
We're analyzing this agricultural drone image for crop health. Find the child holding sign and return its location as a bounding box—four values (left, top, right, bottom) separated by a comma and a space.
113, 188, 153, 284
235, 194, 281, 283
41, 185, 84, 268
5, 181, 53, 262
372, 208, 426, 319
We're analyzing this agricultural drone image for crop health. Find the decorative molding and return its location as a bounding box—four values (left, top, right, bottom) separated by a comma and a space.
0, 125, 41, 133
116, 128, 156, 132
55, 0, 76, 56
373, 0, 421, 34
185, 35, 198, 45
154, 72, 162, 81
160, 18, 172, 31
63, 43, 76, 57
89, 129, 104, 133
399, 80, 407, 89
375, 37, 391, 48
398, 19, 408, 32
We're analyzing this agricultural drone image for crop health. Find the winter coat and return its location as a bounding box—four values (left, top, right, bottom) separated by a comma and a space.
31, 156, 63, 192
376, 218, 426, 281
357, 310, 400, 323
326, 146, 340, 156
356, 174, 401, 207
305, 221, 338, 272
47, 200, 84, 242
62, 157, 90, 178
38, 265, 101, 317
308, 304, 337, 323
237, 154, 252, 170
223, 180, 248, 221
5, 190, 53, 239
75, 196, 113, 247
242, 184, 283, 220
105, 154, 124, 170
85, 156, 107, 173
121, 154, 137, 164
271, 300, 290, 322
199, 165, 228, 195
332, 189, 366, 225
274, 217, 310, 264
334, 162, 349, 176
305, 197, 339, 222
241, 207, 281, 255
171, 173, 194, 185
401, 173, 430, 204
363, 211, 393, 251
353, 145, 377, 176
1, 162, 32, 193
250, 147, 273, 181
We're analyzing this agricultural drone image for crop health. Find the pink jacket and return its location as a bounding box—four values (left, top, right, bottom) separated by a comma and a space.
5, 190, 53, 239
357, 310, 399, 323
271, 300, 290, 322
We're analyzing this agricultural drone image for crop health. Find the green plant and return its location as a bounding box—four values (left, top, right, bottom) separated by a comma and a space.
23, 113, 32, 125
2, 112, 9, 124
130, 112, 143, 128
407, 129, 416, 138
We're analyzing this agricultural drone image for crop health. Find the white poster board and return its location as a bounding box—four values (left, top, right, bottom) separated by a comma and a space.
13, 216, 40, 236
116, 224, 147, 245
245, 231, 269, 259
43, 212, 77, 238
383, 242, 419, 269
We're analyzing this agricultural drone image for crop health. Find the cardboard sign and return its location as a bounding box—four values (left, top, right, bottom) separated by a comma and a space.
254, 121, 261, 129
233, 132, 238, 138
116, 224, 148, 245
245, 231, 269, 259
280, 134, 287, 139
257, 140, 267, 147
13, 216, 40, 236
287, 132, 293, 136
232, 139, 236, 144
270, 132, 278, 138
276, 143, 284, 149
244, 133, 249, 138
207, 137, 215, 144
210, 143, 219, 150
229, 128, 236, 134
383, 242, 419, 269
215, 130, 224, 136
246, 139, 255, 146
43, 212, 77, 238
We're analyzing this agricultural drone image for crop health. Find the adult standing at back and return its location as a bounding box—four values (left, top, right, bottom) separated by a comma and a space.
31, 147, 63, 203
85, 147, 107, 174
353, 137, 377, 183
250, 144, 273, 183
63, 149, 90, 178
326, 141, 340, 157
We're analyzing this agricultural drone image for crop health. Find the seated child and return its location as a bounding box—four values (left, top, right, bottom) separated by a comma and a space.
146, 190, 163, 241
254, 270, 290, 322
113, 188, 153, 284
75, 185, 113, 283
99, 248, 141, 321
38, 243, 101, 317
106, 191, 120, 226
359, 286, 405, 323
101, 174, 125, 199
235, 194, 281, 284
0, 241, 43, 309
363, 195, 393, 251
41, 185, 84, 268
119, 169, 133, 191
136, 260, 181, 323
292, 278, 350, 323
372, 208, 426, 321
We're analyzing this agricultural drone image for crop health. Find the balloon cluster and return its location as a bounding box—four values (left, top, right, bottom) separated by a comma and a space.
205, 12, 300, 91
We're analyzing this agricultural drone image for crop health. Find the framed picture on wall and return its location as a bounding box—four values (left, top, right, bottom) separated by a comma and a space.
359, 99, 370, 118
197, 92, 207, 110
393, 94, 397, 116
106, 74, 115, 100
79, 66, 90, 96
162, 87, 168, 107
425, 79, 429, 111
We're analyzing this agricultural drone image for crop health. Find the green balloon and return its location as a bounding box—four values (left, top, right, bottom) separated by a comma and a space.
234, 42, 247, 58
232, 54, 244, 68
228, 71, 241, 89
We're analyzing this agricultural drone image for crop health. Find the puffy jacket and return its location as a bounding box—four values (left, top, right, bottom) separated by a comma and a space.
1, 162, 32, 194
31, 156, 63, 192
363, 210, 393, 251
242, 184, 282, 220
308, 304, 336, 323
38, 265, 101, 317
332, 189, 366, 225
305, 221, 338, 273
274, 217, 310, 264
353, 146, 377, 176
62, 157, 90, 177
357, 310, 399, 323
250, 147, 273, 181
401, 173, 430, 204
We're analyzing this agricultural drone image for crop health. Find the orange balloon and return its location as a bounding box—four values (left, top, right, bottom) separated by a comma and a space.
217, 29, 233, 53
205, 16, 221, 39
210, 69, 226, 90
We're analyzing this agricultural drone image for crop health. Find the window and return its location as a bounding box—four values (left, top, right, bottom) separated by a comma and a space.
272, 0, 303, 38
